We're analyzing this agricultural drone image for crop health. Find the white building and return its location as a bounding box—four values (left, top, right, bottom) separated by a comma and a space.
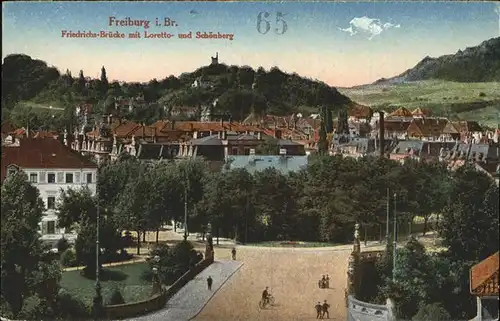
2, 136, 98, 246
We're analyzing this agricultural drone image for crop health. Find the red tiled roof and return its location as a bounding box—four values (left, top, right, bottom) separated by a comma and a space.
1, 122, 15, 134
470, 252, 499, 296
407, 118, 448, 137
33, 131, 59, 139
1, 138, 97, 181
389, 107, 413, 117
411, 107, 432, 116
453, 121, 483, 133
156, 121, 261, 133
348, 102, 373, 118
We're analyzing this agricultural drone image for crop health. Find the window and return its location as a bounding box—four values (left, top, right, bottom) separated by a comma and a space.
48, 173, 56, 183
244, 148, 250, 155
86, 173, 93, 183
47, 197, 56, 210
47, 221, 56, 234
231, 148, 238, 155
65, 173, 73, 183
29, 173, 38, 183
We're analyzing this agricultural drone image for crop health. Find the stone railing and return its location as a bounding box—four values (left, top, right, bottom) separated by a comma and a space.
347, 295, 390, 321
104, 256, 215, 319
346, 223, 395, 321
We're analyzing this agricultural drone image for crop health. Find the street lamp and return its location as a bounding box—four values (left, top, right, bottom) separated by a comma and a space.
183, 171, 189, 241
385, 188, 390, 244
392, 193, 397, 282
92, 174, 102, 319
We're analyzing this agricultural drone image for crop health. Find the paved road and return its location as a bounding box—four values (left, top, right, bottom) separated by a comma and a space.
121, 260, 243, 321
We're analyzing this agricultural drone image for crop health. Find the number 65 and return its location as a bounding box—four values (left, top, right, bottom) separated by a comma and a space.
257, 12, 288, 35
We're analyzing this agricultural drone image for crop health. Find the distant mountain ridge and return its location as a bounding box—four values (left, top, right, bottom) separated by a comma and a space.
374, 37, 500, 85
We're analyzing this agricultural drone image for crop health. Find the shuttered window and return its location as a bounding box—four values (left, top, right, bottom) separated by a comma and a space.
57, 172, 64, 183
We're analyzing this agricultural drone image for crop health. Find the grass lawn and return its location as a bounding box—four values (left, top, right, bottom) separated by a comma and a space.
61, 262, 152, 306
246, 241, 341, 248
339, 80, 500, 126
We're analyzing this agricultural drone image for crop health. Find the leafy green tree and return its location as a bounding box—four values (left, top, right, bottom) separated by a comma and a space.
412, 303, 451, 321
1, 171, 46, 316
99, 66, 109, 98
438, 166, 498, 262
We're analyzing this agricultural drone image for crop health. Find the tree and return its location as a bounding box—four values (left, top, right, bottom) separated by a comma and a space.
438, 166, 498, 262
77, 70, 86, 93
99, 66, 109, 98
1, 171, 46, 316
412, 303, 451, 321
57, 187, 123, 272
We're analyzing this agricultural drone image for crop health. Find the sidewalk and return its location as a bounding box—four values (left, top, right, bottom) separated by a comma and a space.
120, 260, 243, 321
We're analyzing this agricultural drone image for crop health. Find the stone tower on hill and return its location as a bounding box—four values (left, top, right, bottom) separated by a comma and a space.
211, 52, 219, 65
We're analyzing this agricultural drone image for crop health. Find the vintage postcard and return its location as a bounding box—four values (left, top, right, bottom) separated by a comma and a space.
1, 1, 499, 321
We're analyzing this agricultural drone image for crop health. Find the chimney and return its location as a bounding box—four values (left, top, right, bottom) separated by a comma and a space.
222, 131, 227, 140
257, 131, 262, 140
275, 129, 282, 140
379, 112, 385, 157
142, 123, 145, 137
107, 114, 112, 125
171, 120, 175, 130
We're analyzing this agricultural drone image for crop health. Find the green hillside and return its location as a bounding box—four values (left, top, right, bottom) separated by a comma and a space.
2, 54, 351, 131
339, 80, 500, 127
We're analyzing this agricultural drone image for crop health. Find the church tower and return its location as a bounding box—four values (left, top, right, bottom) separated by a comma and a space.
211, 52, 219, 65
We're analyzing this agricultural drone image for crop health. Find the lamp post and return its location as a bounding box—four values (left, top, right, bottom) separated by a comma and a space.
386, 188, 390, 244
392, 193, 397, 282
92, 175, 102, 319
183, 166, 189, 241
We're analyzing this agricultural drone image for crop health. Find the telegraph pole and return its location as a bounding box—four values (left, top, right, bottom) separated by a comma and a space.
392, 193, 397, 282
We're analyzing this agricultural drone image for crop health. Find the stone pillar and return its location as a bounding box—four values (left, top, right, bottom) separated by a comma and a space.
205, 223, 214, 261
346, 223, 361, 301
386, 297, 396, 321
353, 223, 361, 253
151, 267, 162, 295
476, 296, 482, 321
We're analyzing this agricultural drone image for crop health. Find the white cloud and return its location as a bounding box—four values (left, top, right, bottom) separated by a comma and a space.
339, 16, 400, 40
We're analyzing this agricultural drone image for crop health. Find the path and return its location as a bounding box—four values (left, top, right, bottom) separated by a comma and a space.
120, 260, 242, 321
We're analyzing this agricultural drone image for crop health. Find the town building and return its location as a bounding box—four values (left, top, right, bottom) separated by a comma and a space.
469, 251, 499, 321
1, 137, 98, 246
227, 154, 308, 174
177, 131, 306, 170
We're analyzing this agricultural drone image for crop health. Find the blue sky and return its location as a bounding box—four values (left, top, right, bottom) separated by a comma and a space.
3, 1, 499, 86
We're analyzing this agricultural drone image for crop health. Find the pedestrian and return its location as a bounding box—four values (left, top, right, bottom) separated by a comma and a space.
231, 247, 236, 260
321, 275, 326, 288
325, 274, 330, 288
322, 300, 330, 319
207, 276, 213, 291
315, 301, 323, 319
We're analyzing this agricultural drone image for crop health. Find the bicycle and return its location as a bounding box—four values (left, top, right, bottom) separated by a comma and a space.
258, 294, 275, 309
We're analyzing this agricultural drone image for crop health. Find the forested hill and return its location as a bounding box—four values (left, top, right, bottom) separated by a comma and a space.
374, 37, 500, 84
2, 54, 352, 128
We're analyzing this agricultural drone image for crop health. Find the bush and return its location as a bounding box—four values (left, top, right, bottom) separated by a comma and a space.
60, 249, 76, 267
107, 287, 125, 305
479, 92, 486, 97
412, 302, 451, 321
55, 289, 90, 319
56, 238, 70, 253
